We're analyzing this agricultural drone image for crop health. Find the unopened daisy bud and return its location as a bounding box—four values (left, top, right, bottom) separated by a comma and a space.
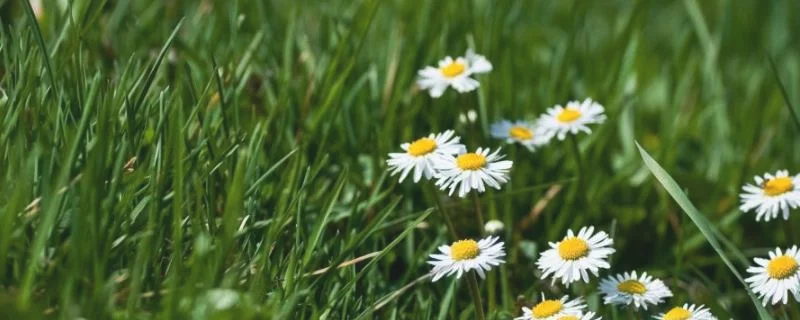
484, 220, 504, 234
459, 109, 478, 124
31, 0, 45, 21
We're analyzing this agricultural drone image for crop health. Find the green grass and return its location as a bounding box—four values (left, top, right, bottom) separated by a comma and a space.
1, 0, 799, 319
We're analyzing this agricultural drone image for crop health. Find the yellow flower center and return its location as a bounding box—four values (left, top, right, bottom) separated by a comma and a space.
617, 280, 648, 294
763, 177, 794, 196
456, 153, 486, 170
440, 61, 466, 78
662, 307, 692, 320
532, 300, 563, 318
450, 240, 480, 261
407, 138, 437, 156
557, 108, 582, 123
767, 255, 798, 279
558, 317, 579, 320
558, 237, 589, 260
509, 126, 534, 140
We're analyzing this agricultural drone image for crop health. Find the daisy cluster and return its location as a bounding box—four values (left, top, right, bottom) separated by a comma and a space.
515, 226, 708, 320
384, 50, 800, 319
489, 98, 607, 152
739, 170, 800, 305
386, 129, 513, 198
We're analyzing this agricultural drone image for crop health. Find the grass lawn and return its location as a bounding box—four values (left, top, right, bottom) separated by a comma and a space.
1, 0, 800, 319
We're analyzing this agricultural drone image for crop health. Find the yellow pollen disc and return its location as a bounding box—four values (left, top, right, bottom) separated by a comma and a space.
440, 61, 466, 78
532, 300, 563, 318
558, 237, 589, 260
456, 153, 487, 170
558, 317, 579, 320
617, 280, 648, 294
767, 255, 799, 279
509, 126, 533, 140
662, 307, 692, 320
450, 240, 480, 261
407, 138, 437, 156
763, 177, 794, 196
557, 108, 582, 123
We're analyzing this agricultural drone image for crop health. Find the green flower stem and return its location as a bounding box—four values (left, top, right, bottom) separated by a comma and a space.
569, 135, 583, 183
472, 192, 486, 236
427, 183, 458, 240
466, 272, 486, 320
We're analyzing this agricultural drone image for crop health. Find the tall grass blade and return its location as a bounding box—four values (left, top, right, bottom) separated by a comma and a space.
767, 55, 800, 132
637, 142, 773, 320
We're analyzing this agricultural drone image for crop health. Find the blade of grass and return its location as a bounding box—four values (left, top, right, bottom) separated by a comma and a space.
244, 148, 298, 197
327, 208, 433, 311
17, 74, 100, 308
22, 0, 57, 94
129, 19, 184, 126
636, 142, 773, 320
301, 167, 349, 267
767, 55, 800, 132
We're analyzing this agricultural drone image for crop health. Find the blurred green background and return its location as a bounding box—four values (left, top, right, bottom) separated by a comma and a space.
1, 0, 799, 318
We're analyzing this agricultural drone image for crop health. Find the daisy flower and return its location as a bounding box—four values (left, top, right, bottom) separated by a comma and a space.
654, 304, 716, 320
490, 120, 551, 151
386, 130, 466, 183
599, 271, 672, 310
538, 98, 606, 140
739, 170, 800, 221
537, 226, 615, 285
433, 147, 512, 198
516, 294, 585, 320
745, 245, 800, 305
428, 236, 505, 281
417, 49, 493, 98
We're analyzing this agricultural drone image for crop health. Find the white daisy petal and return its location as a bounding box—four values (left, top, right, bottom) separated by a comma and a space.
432, 147, 512, 198
537, 98, 606, 140
598, 271, 672, 310
654, 303, 717, 320
490, 119, 553, 152
739, 170, 800, 222
514, 295, 585, 320
572, 312, 601, 320
386, 130, 466, 183
536, 226, 615, 285
746, 245, 800, 306
416, 50, 492, 98
427, 236, 506, 282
